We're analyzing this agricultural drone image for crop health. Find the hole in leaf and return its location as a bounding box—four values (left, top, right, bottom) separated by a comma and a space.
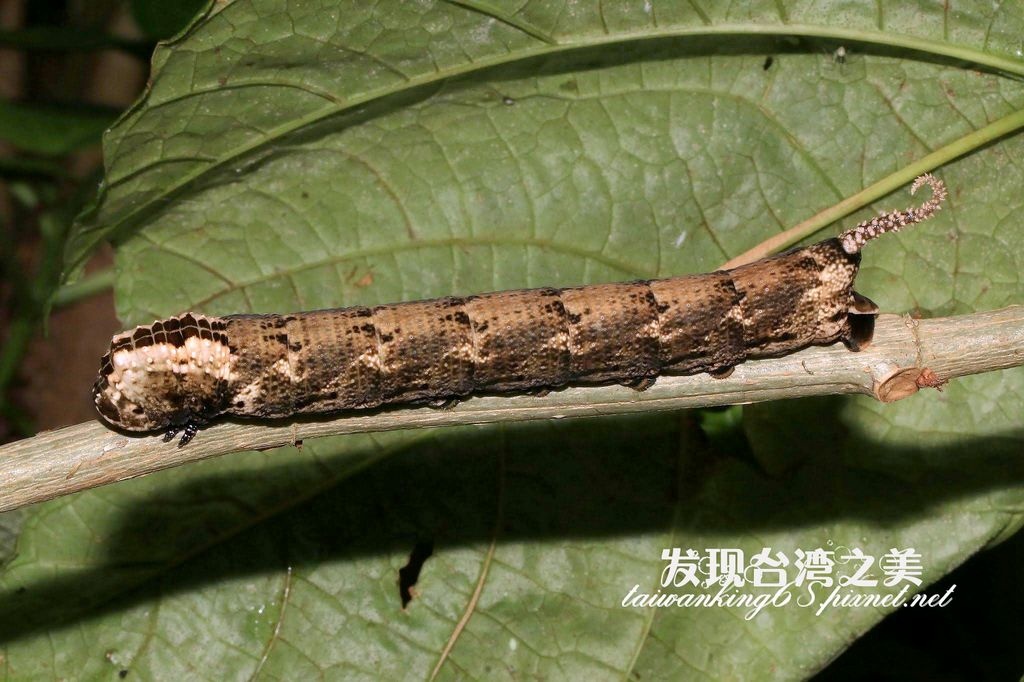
398, 540, 434, 609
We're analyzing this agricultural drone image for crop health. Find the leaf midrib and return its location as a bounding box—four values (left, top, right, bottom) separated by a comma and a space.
89, 22, 1024, 267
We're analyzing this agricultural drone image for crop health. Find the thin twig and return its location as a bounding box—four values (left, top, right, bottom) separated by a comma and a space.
1, 306, 1022, 514
720, 109, 1024, 268
51, 268, 115, 308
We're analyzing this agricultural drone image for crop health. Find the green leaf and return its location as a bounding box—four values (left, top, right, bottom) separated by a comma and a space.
14, 1, 1024, 679
0, 101, 118, 157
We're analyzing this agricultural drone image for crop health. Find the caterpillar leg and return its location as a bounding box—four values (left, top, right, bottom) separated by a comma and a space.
622, 376, 657, 391
708, 366, 736, 379
163, 418, 203, 447
426, 397, 461, 410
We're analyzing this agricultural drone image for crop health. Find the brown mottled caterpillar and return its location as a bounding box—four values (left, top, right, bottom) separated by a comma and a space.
94, 175, 947, 445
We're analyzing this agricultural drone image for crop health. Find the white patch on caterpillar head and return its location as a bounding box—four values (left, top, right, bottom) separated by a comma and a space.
95, 314, 235, 430
102, 338, 234, 425
109, 337, 233, 387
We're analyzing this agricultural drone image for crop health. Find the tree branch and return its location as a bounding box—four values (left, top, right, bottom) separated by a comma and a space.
1, 306, 1022, 513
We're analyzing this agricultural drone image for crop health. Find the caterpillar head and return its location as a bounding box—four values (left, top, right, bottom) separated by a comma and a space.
93, 313, 232, 433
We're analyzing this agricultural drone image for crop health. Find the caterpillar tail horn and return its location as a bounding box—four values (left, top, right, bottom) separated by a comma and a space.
839, 174, 948, 254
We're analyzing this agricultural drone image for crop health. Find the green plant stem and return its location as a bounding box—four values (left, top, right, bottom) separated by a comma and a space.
51, 268, 115, 308
722, 107, 1024, 268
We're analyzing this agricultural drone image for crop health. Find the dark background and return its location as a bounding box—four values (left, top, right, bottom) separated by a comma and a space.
0, 2, 1020, 679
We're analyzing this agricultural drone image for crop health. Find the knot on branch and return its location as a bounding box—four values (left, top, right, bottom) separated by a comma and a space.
873, 366, 948, 403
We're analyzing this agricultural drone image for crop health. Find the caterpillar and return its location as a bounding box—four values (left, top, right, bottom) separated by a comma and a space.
93, 175, 947, 446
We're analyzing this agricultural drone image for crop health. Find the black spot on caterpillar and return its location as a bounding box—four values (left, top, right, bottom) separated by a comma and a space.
93, 175, 947, 445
